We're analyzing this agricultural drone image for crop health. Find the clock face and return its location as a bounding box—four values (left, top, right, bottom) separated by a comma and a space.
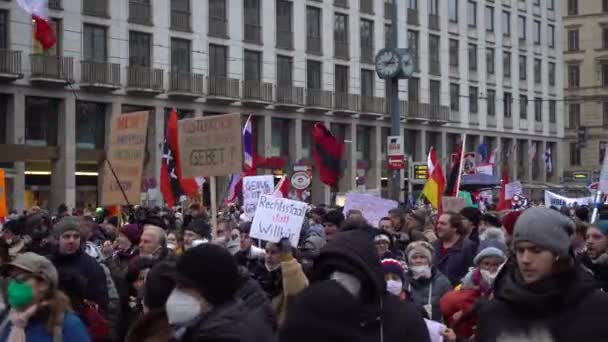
375, 49, 400, 79
399, 50, 415, 78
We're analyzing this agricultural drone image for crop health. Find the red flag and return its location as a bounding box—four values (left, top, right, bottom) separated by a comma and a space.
445, 144, 463, 196
33, 16, 56, 51
273, 175, 290, 198
312, 123, 344, 188
496, 166, 510, 211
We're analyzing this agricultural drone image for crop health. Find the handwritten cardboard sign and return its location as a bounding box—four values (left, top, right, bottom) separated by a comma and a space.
178, 114, 243, 178
243, 175, 275, 220
505, 181, 523, 200
343, 192, 398, 227
101, 111, 150, 206
250, 194, 307, 247
441, 196, 467, 213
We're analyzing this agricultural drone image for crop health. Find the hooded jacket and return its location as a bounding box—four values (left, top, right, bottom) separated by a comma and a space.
476, 260, 608, 342
312, 230, 431, 342
403, 267, 452, 322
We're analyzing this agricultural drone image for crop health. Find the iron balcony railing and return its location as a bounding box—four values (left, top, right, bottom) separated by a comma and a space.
169, 71, 204, 95
276, 86, 305, 106
401, 101, 449, 121
209, 16, 228, 38
335, 41, 350, 60
307, 36, 322, 55
277, 30, 293, 50
83, 0, 109, 17
244, 24, 262, 44
30, 54, 73, 81
80, 61, 120, 86
126, 66, 164, 91
306, 88, 333, 109
0, 50, 22, 75
334, 93, 360, 112
171, 10, 191, 32
128, 1, 152, 25
361, 96, 385, 114
242, 80, 273, 102
207, 75, 240, 98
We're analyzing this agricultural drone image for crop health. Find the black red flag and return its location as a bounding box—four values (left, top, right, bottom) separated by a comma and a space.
160, 109, 199, 207
445, 144, 463, 196
312, 123, 344, 188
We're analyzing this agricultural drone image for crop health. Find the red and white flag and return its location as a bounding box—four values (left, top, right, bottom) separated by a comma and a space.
17, 0, 56, 51
273, 175, 290, 198
427, 147, 439, 177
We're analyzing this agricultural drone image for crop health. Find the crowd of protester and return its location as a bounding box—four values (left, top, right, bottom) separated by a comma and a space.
0, 200, 606, 341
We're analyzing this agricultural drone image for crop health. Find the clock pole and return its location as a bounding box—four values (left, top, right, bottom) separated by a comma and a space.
389, 0, 401, 202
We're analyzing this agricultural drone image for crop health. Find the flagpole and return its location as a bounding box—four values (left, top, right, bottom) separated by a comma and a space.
591, 190, 602, 223
455, 134, 467, 196
210, 176, 218, 235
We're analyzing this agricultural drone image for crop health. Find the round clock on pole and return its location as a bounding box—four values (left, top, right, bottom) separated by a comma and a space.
375, 48, 401, 79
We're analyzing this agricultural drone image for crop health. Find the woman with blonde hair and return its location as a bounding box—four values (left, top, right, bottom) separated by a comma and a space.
0, 252, 89, 341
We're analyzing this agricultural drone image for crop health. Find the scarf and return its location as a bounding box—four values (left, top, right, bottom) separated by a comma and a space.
7, 304, 39, 342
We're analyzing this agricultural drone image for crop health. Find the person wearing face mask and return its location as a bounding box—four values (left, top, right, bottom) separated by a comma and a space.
403, 241, 452, 322
167, 244, 275, 342
183, 219, 211, 251
311, 223, 431, 342
439, 238, 507, 340
0, 252, 90, 341
476, 207, 608, 342
1, 219, 30, 259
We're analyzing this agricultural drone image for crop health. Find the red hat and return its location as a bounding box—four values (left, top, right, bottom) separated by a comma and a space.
121, 224, 143, 246
501, 211, 523, 236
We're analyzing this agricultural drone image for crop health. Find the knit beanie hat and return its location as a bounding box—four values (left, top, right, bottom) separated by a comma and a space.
501, 210, 523, 236
406, 240, 434, 263
184, 219, 212, 240
460, 207, 482, 227
53, 217, 80, 237
323, 210, 345, 227
176, 244, 239, 306
144, 261, 176, 310
411, 210, 427, 225
513, 207, 574, 258
474, 239, 507, 265
121, 224, 143, 246
596, 220, 608, 235
381, 258, 404, 281
278, 280, 362, 342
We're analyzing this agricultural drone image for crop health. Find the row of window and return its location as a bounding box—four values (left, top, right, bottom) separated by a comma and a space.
566, 63, 608, 89
567, 27, 608, 52
449, 85, 557, 123
570, 141, 608, 167
567, 0, 608, 16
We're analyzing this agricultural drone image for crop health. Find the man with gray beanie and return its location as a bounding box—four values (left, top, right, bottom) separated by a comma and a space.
476, 207, 608, 342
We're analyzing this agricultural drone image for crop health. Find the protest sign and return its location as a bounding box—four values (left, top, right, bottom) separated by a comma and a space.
544, 191, 592, 209
442, 196, 467, 213
475, 164, 493, 176
249, 194, 307, 247
101, 111, 149, 206
505, 181, 523, 200
178, 113, 243, 178
243, 175, 275, 220
343, 192, 398, 227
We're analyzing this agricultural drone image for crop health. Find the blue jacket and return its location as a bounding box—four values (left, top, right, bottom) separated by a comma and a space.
432, 238, 476, 286
0, 312, 90, 342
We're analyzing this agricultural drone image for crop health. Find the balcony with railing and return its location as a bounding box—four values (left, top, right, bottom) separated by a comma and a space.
276, 86, 305, 108
30, 54, 73, 85
83, 0, 109, 17
407, 8, 419, 26
361, 96, 385, 116
244, 24, 262, 44
126, 66, 164, 95
307, 36, 322, 55
168, 71, 204, 98
401, 101, 449, 123
360, 0, 374, 14
335, 41, 350, 60
171, 10, 191, 32
49, 0, 62, 10
306, 88, 333, 111
429, 14, 440, 30
0, 50, 23, 81
242, 80, 273, 106
385, 2, 394, 20
361, 46, 374, 64
207, 75, 240, 102
335, 0, 349, 8
129, 1, 152, 25
277, 30, 293, 50
209, 16, 228, 38
80, 61, 121, 90
334, 93, 360, 114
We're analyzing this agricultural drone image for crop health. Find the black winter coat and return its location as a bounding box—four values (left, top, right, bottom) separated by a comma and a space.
476, 261, 608, 342
580, 253, 608, 292
432, 237, 476, 286
312, 230, 431, 342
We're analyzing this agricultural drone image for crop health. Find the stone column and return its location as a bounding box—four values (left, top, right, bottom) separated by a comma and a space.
50, 97, 76, 211
541, 141, 548, 183
263, 115, 272, 175
511, 138, 518, 181
527, 139, 533, 183
419, 129, 427, 161
7, 93, 25, 212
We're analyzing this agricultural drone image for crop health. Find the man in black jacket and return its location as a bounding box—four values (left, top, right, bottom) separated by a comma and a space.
477, 207, 608, 342
51, 217, 109, 314
309, 226, 430, 342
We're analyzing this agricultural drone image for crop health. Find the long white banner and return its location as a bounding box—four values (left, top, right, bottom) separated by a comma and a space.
544, 190, 592, 209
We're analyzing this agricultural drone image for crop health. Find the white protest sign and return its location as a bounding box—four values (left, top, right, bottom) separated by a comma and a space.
475, 164, 493, 176
343, 192, 398, 227
544, 190, 593, 209
250, 194, 308, 247
243, 175, 275, 220
505, 181, 523, 200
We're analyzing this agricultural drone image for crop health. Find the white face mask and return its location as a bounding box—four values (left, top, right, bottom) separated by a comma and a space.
410, 265, 432, 280
480, 269, 498, 285
386, 279, 403, 296
330, 271, 361, 297
165, 289, 202, 326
